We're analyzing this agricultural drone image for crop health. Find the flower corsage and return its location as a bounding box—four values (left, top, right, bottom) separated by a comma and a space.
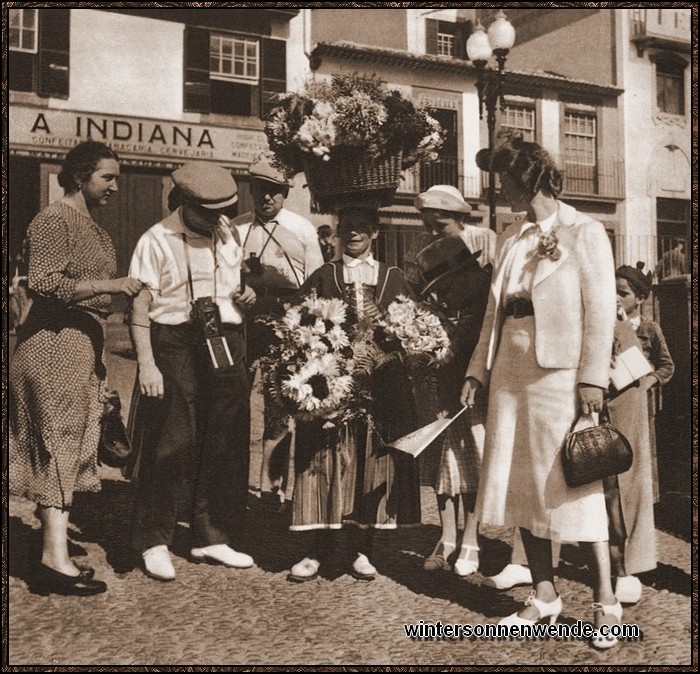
537, 227, 561, 261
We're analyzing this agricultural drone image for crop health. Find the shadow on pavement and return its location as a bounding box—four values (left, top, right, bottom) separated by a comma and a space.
70, 480, 139, 574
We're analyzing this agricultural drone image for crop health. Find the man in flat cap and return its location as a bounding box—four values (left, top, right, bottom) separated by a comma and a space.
128, 161, 257, 581
230, 155, 324, 503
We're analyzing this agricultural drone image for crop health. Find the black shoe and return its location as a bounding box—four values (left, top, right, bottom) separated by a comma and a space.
34, 564, 107, 596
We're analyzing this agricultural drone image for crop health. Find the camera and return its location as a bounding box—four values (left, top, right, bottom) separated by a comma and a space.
191, 296, 234, 369
244, 252, 263, 276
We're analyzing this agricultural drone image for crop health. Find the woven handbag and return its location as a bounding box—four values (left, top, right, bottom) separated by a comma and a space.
561, 406, 633, 488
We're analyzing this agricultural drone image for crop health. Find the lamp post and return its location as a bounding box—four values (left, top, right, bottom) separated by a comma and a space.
466, 10, 516, 232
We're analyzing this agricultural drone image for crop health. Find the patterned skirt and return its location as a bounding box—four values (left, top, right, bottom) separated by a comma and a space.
10, 325, 104, 509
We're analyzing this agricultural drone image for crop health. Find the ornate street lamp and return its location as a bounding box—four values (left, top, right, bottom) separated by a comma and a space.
467, 10, 516, 232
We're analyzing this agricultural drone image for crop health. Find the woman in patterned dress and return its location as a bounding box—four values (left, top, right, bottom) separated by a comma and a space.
411, 187, 491, 578
10, 141, 142, 596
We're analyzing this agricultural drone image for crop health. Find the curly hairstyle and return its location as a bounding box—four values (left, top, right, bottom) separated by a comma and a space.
616, 262, 653, 300
475, 128, 563, 199
58, 140, 119, 193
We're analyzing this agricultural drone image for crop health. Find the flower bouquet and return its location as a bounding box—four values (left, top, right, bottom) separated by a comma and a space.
255, 292, 366, 423
375, 295, 453, 366
264, 73, 445, 211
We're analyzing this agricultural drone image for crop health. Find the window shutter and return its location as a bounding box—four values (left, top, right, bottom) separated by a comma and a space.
36, 8, 69, 98
454, 20, 472, 59
425, 19, 439, 55
184, 26, 211, 113
9, 51, 34, 92
261, 37, 286, 119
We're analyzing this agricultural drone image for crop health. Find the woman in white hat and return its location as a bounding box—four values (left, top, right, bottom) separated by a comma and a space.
411, 185, 491, 578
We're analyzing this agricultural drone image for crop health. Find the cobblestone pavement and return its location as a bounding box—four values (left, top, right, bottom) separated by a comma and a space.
6, 322, 694, 667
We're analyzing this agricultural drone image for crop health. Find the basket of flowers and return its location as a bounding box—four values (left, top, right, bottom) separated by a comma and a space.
265, 73, 444, 212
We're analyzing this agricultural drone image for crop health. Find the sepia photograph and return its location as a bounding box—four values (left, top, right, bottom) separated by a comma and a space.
5, 3, 694, 668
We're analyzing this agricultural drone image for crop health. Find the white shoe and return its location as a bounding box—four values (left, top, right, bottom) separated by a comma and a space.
615, 575, 642, 604
499, 590, 562, 627
482, 563, 533, 590
190, 544, 254, 569
142, 545, 176, 581
454, 544, 480, 577
351, 553, 377, 581
288, 557, 320, 583
592, 601, 623, 650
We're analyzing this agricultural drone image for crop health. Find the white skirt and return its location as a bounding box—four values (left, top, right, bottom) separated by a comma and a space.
475, 316, 608, 543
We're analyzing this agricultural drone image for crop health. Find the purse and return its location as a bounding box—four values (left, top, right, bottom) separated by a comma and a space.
561, 405, 633, 488
98, 390, 133, 468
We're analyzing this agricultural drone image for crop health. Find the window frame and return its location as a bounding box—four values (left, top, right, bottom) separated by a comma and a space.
9, 8, 38, 54
655, 59, 685, 115
209, 33, 260, 84
563, 110, 597, 167
436, 29, 455, 57
500, 103, 536, 142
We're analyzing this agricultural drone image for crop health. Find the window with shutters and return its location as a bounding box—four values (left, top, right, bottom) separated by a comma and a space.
9, 8, 69, 98
184, 26, 285, 119
425, 19, 470, 58
10, 9, 38, 53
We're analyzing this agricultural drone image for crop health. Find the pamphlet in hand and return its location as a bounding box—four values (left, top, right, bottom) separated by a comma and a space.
389, 406, 468, 458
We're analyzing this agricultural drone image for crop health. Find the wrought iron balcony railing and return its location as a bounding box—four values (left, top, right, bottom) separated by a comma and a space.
479, 158, 624, 200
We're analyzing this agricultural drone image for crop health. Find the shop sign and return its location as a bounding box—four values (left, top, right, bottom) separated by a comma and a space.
9, 106, 268, 167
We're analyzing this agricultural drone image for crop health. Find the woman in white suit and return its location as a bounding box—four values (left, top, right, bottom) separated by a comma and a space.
460, 131, 620, 648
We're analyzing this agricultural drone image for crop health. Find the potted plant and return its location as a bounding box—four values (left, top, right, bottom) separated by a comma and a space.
264, 73, 445, 211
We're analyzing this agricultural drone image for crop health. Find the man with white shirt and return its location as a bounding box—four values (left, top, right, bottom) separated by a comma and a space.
128, 161, 257, 581
230, 157, 324, 501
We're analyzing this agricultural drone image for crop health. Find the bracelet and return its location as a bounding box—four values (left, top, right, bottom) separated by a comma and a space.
131, 322, 150, 328
89, 279, 99, 296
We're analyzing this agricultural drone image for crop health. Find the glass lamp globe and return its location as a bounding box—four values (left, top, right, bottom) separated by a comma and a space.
488, 10, 516, 55
466, 21, 492, 64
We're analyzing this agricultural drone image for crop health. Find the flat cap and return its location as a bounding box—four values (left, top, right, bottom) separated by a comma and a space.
249, 156, 294, 187
414, 185, 471, 215
172, 161, 238, 209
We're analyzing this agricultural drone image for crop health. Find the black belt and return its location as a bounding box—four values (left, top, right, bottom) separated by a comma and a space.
504, 298, 534, 318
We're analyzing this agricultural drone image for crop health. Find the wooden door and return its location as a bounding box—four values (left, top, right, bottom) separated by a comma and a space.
93, 170, 165, 278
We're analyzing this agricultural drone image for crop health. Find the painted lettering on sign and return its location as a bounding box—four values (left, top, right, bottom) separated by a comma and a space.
11, 106, 268, 166
75, 117, 215, 148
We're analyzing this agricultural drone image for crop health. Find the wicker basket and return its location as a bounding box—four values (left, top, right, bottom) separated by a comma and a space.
303, 151, 403, 213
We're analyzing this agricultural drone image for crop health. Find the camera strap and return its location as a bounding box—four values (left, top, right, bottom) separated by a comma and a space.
243, 220, 302, 288
181, 233, 217, 307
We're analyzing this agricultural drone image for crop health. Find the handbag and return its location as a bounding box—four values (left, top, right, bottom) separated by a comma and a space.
98, 390, 133, 468
561, 405, 633, 488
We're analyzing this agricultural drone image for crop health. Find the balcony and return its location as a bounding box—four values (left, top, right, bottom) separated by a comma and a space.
480, 158, 624, 201
396, 157, 482, 199
631, 9, 691, 56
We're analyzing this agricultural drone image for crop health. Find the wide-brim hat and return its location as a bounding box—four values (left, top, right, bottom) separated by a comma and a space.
414, 185, 471, 215
172, 161, 238, 209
